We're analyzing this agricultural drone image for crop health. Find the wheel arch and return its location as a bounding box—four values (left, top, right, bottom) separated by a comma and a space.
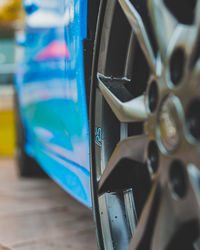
83, 0, 100, 110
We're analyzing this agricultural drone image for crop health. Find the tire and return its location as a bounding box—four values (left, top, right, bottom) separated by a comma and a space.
90, 0, 200, 249
15, 95, 46, 177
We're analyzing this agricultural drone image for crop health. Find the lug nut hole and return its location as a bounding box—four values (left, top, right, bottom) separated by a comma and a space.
186, 99, 200, 141
148, 81, 158, 113
147, 141, 159, 173
170, 48, 185, 86
169, 160, 187, 199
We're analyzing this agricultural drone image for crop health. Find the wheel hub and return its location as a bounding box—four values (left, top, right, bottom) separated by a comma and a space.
158, 96, 181, 153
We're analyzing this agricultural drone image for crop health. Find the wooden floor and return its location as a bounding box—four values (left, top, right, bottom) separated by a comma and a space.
0, 158, 98, 250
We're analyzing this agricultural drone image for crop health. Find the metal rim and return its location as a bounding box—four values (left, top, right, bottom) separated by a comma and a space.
90, 0, 200, 249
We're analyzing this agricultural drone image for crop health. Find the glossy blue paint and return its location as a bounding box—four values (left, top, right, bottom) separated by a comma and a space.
15, 0, 91, 207
23, 0, 39, 14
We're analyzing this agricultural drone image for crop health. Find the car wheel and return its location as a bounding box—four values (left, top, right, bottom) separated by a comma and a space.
15, 96, 46, 177
90, 0, 200, 249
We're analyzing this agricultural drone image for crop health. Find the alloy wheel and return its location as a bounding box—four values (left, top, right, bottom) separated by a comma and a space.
90, 0, 200, 249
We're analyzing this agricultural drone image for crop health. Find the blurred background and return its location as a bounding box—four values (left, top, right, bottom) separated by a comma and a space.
0, 0, 25, 156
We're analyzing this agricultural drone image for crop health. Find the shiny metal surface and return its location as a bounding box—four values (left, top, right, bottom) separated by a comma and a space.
91, 0, 200, 248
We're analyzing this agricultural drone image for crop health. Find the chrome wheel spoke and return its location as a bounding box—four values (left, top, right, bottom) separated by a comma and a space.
124, 32, 137, 77
98, 134, 148, 194
187, 164, 200, 215
118, 0, 156, 74
167, 25, 196, 61
148, 0, 178, 61
128, 180, 199, 250
191, 58, 200, 83
151, 188, 183, 250
127, 181, 161, 250
190, 1, 200, 68
98, 73, 148, 122
195, 0, 200, 30
152, 170, 200, 249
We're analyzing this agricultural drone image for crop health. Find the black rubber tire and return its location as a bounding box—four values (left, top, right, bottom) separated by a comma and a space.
15, 94, 47, 177
89, 1, 107, 249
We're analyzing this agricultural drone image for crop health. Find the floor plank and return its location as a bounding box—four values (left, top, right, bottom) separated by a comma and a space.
0, 158, 98, 250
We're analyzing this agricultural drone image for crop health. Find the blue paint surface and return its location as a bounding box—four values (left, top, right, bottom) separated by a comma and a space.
15, 0, 91, 207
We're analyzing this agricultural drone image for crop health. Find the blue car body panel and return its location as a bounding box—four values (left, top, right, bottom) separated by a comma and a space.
15, 0, 91, 207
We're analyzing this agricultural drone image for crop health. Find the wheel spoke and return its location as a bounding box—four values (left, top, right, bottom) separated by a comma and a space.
190, 58, 200, 89
150, 188, 180, 250
98, 134, 147, 194
124, 32, 136, 77
128, 182, 199, 250
167, 25, 196, 58
195, 0, 200, 30
189, 2, 200, 68
187, 164, 200, 213
127, 180, 161, 250
98, 73, 148, 122
151, 179, 200, 249
148, 0, 178, 61
118, 0, 156, 74
166, 24, 197, 75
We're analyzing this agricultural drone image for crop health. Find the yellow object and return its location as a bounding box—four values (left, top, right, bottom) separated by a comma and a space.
0, 110, 16, 156
0, 0, 24, 22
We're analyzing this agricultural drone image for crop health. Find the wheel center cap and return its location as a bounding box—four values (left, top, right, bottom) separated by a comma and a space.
158, 96, 181, 153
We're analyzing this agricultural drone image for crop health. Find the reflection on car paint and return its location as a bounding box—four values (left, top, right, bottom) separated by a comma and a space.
15, 0, 91, 207
35, 41, 70, 61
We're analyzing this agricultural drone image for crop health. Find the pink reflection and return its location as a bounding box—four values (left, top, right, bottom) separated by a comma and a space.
35, 42, 70, 61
